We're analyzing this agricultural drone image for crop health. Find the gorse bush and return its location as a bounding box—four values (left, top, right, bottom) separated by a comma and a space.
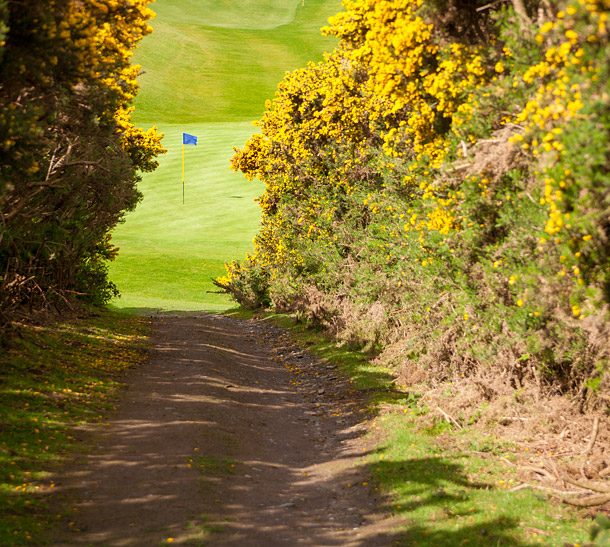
217, 0, 609, 408
0, 0, 165, 323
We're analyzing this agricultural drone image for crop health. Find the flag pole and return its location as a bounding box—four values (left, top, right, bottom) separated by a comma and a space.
182, 142, 185, 205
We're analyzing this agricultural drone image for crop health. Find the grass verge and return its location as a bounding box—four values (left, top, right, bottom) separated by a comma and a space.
247, 310, 598, 546
0, 310, 150, 546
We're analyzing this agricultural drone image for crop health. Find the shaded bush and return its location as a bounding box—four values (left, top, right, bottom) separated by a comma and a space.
0, 0, 165, 325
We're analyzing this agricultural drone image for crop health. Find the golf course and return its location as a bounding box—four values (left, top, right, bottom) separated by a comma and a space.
108, 0, 340, 312
1, 1, 607, 545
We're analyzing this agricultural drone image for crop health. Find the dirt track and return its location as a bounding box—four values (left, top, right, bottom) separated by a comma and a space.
53, 313, 400, 546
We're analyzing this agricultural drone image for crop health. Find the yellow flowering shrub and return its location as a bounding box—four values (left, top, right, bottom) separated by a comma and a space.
222, 0, 609, 401
325, 0, 487, 164
506, 0, 610, 313
0, 0, 165, 316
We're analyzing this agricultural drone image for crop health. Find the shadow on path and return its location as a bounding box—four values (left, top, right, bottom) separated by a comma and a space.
52, 314, 400, 546
52, 313, 540, 547
367, 456, 540, 547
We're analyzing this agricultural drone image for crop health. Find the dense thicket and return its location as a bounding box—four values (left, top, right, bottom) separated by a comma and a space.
0, 0, 164, 326
219, 0, 610, 410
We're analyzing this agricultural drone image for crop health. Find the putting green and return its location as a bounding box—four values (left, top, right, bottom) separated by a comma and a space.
108, 123, 263, 312
149, 0, 303, 30
109, 0, 340, 312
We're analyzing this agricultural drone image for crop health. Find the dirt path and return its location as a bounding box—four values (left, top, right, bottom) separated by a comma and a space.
54, 313, 401, 546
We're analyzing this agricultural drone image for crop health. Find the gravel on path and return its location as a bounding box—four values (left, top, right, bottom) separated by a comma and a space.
53, 313, 401, 546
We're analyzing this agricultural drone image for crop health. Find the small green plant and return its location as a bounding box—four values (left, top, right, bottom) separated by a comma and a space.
590, 514, 610, 545
195, 457, 238, 476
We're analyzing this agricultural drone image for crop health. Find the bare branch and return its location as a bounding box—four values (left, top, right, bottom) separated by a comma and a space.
562, 493, 610, 507
476, 0, 509, 12
511, 0, 532, 24
564, 477, 610, 494
582, 416, 600, 456
509, 482, 585, 496
436, 406, 462, 429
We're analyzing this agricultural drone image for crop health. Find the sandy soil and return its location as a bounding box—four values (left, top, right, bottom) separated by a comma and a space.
52, 313, 402, 546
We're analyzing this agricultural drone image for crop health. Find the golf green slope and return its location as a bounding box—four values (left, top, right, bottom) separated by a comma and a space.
109, 0, 341, 312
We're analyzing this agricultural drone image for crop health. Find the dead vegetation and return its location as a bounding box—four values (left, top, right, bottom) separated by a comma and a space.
397, 366, 610, 510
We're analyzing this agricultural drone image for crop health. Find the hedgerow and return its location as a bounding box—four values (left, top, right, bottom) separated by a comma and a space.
0, 0, 165, 326
217, 0, 609, 409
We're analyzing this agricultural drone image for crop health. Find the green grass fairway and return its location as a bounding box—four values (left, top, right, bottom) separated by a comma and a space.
109, 0, 341, 312
133, 0, 340, 124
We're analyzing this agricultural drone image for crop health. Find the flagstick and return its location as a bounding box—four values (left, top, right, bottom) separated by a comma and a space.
182, 142, 185, 205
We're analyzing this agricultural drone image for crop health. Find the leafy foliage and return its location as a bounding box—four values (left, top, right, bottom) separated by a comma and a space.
0, 0, 165, 323
219, 0, 610, 407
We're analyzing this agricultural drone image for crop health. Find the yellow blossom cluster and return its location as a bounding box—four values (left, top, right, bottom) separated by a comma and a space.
325, 0, 487, 165
37, 0, 163, 165
505, 0, 610, 305
1, 0, 163, 170
229, 50, 373, 279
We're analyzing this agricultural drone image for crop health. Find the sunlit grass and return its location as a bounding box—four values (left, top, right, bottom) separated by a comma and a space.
111, 0, 341, 312
133, 0, 340, 125
108, 123, 264, 313
368, 413, 588, 546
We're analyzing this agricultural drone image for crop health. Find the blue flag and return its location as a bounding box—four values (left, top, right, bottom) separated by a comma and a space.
183, 133, 197, 145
